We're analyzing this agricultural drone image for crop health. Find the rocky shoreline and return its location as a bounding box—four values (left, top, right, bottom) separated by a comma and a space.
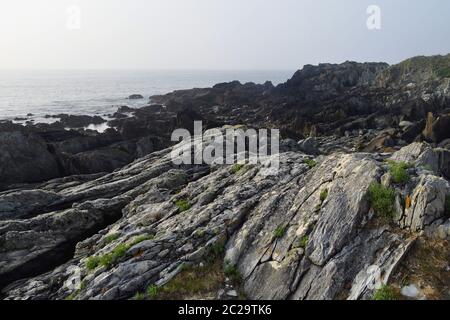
1, 54, 449, 300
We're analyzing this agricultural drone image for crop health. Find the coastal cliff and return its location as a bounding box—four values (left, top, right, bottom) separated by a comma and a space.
1, 54, 449, 300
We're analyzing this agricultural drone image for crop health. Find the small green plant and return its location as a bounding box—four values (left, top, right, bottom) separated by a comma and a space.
104, 233, 119, 244
224, 264, 242, 284
207, 242, 225, 263
368, 182, 396, 221
175, 199, 191, 212
100, 243, 129, 268
64, 292, 77, 300
437, 66, 450, 78
298, 235, 309, 249
387, 161, 410, 184
147, 285, 159, 299
373, 285, 400, 300
86, 256, 100, 270
231, 164, 245, 174
130, 234, 154, 247
86, 242, 130, 270
304, 159, 317, 169
134, 292, 146, 300
320, 189, 328, 202
274, 225, 286, 239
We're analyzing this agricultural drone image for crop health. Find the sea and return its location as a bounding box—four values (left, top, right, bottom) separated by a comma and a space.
0, 70, 293, 128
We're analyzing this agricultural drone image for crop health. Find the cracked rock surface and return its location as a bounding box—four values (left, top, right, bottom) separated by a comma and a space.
0, 139, 449, 300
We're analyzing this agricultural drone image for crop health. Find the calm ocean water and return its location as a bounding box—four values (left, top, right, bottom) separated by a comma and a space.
0, 70, 292, 124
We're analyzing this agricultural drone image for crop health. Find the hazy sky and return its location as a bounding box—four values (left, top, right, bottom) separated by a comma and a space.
1, 0, 449, 70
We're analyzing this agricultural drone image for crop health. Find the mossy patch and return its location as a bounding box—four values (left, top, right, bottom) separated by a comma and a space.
231, 164, 245, 174
86, 234, 154, 270
175, 199, 191, 212
104, 233, 120, 244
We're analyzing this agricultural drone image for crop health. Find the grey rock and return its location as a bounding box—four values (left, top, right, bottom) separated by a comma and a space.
297, 137, 319, 155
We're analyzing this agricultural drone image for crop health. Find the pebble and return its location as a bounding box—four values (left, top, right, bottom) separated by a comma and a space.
226, 290, 238, 297
401, 284, 420, 298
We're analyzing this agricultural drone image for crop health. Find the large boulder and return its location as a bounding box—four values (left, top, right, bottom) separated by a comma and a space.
397, 175, 450, 232
0, 131, 60, 186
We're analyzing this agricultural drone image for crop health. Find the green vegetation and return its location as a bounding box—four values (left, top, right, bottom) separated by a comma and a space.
387, 161, 410, 184
175, 199, 191, 212
147, 285, 159, 299
320, 189, 328, 202
134, 292, 146, 300
86, 234, 154, 270
224, 264, 242, 284
298, 235, 309, 249
86, 256, 101, 270
437, 66, 450, 78
304, 159, 317, 169
207, 242, 225, 264
104, 233, 119, 244
274, 225, 286, 239
64, 292, 77, 300
147, 260, 225, 300
373, 285, 401, 300
98, 243, 129, 268
130, 234, 154, 246
231, 164, 245, 174
368, 182, 396, 221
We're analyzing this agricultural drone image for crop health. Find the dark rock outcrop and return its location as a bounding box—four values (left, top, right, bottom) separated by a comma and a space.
128, 94, 144, 100
0, 131, 61, 186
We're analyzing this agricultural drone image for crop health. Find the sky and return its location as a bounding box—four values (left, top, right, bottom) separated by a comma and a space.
0, 0, 449, 70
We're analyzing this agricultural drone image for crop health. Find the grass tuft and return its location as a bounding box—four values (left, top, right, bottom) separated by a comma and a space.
368, 182, 396, 221
104, 233, 120, 244
304, 159, 317, 169
147, 260, 225, 300
274, 225, 286, 239
175, 199, 191, 212
387, 161, 410, 184
231, 164, 245, 174
134, 292, 146, 300
147, 285, 159, 299
320, 189, 328, 202
298, 235, 309, 249
224, 264, 242, 284
86, 233, 156, 271
373, 285, 401, 300
86, 256, 100, 270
